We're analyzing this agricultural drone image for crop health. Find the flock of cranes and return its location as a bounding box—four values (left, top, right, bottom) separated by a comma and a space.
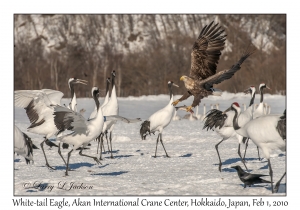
14, 21, 286, 194
14, 73, 141, 176
174, 101, 271, 122
202, 83, 285, 193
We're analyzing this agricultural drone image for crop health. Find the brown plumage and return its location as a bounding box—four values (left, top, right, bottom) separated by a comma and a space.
172, 21, 254, 112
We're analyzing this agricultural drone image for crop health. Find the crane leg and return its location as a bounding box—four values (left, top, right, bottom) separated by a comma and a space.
243, 138, 249, 161
268, 159, 274, 193
105, 131, 110, 152
238, 144, 248, 170
109, 131, 114, 159
215, 138, 225, 172
274, 172, 286, 193
160, 133, 170, 158
154, 135, 159, 158
79, 147, 102, 165
99, 134, 104, 160
257, 146, 261, 161
41, 137, 55, 170
65, 149, 73, 176
58, 142, 67, 166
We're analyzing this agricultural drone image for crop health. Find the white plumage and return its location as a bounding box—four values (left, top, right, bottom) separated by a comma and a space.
99, 71, 119, 159
253, 83, 270, 119
53, 87, 141, 176
140, 81, 179, 157
149, 99, 174, 133
14, 89, 63, 169
67, 78, 88, 112
226, 102, 286, 193
14, 78, 87, 169
243, 83, 270, 160
195, 105, 201, 120
203, 86, 256, 171
89, 77, 111, 120
200, 103, 207, 121
183, 112, 197, 121
172, 109, 181, 121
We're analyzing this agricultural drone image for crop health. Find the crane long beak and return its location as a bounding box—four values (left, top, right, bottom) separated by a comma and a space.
76, 79, 88, 85
266, 85, 271, 90
243, 88, 251, 95
222, 107, 232, 114
172, 83, 179, 87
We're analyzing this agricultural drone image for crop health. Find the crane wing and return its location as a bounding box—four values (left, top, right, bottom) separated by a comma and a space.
14, 89, 64, 108
104, 115, 142, 123
53, 105, 88, 134
277, 110, 286, 140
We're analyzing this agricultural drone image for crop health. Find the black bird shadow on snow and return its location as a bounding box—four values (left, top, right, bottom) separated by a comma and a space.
222, 168, 238, 173
213, 157, 258, 167
276, 183, 286, 193
151, 155, 169, 158
109, 154, 134, 159
14, 159, 21, 162
54, 162, 95, 170
24, 183, 51, 192
259, 164, 269, 170
92, 171, 129, 176
37, 183, 50, 192
26, 190, 38, 193
258, 183, 286, 193
235, 183, 272, 190
222, 167, 253, 173
135, 149, 146, 156
108, 149, 120, 154
180, 153, 192, 158
104, 155, 133, 160
98, 163, 110, 169
278, 153, 286, 157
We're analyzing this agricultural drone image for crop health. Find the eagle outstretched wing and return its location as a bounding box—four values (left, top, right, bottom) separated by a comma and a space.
190, 21, 227, 80
200, 50, 254, 90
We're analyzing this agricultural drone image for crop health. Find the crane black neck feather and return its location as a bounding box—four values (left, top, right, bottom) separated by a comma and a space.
260, 85, 265, 103
70, 83, 75, 104
111, 72, 115, 97
168, 83, 173, 100
233, 107, 241, 130
249, 89, 255, 107
106, 78, 110, 96
93, 92, 100, 111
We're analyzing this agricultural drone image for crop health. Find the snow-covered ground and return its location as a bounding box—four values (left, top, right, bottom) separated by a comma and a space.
14, 92, 286, 197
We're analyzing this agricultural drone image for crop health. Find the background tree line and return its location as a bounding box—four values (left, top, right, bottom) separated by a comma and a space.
14, 14, 286, 98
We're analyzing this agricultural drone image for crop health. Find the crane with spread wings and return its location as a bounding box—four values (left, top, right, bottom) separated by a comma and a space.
172, 21, 254, 112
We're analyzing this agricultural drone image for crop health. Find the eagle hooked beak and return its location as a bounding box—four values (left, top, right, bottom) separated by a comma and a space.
180, 76, 185, 81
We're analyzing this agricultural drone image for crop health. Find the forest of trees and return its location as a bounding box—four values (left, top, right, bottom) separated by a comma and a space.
14, 14, 286, 98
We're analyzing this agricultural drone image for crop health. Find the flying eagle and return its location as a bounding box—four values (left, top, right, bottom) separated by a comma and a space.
172, 21, 254, 112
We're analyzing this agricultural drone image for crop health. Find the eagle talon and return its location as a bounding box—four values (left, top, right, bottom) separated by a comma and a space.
172, 100, 180, 106
185, 106, 193, 113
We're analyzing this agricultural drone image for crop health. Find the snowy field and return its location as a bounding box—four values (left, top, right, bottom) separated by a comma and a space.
14, 92, 286, 196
